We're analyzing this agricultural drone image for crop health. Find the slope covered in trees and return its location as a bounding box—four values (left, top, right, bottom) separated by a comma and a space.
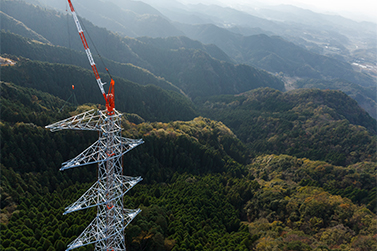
137, 36, 232, 63
0, 60, 197, 122
1, 0, 285, 99
1, 78, 376, 251
294, 78, 377, 120
197, 88, 376, 166
0, 10, 51, 44
124, 38, 284, 98
1, 1, 376, 250
175, 23, 376, 88
1, 31, 183, 94
3, 0, 375, 118
4, 168, 375, 251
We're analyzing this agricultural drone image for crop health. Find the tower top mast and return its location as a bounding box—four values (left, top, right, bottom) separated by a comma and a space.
67, 0, 115, 115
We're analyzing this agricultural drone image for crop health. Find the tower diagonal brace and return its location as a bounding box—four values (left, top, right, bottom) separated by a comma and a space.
46, 108, 143, 251
63, 175, 142, 215
60, 137, 144, 171
66, 209, 141, 251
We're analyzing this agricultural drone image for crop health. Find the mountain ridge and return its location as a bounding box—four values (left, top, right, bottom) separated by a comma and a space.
0, 31, 184, 94
0, 59, 197, 122
197, 87, 376, 166
1, 1, 286, 99
1, 80, 376, 251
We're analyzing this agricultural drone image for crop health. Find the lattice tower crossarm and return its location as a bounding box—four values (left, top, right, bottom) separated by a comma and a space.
46, 109, 143, 251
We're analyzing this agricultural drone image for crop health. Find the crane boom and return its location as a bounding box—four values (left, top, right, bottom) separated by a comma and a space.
67, 0, 115, 114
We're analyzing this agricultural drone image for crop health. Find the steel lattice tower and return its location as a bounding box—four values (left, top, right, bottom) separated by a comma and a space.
46, 1, 144, 249
46, 109, 143, 250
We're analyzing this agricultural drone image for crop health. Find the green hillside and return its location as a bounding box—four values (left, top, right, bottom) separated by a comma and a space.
137, 36, 232, 63
1, 31, 182, 93
0, 10, 51, 44
1, 0, 285, 98
293, 78, 377, 120
197, 88, 376, 166
1, 81, 376, 250
0, 0, 152, 68
177, 24, 376, 88
1, 1, 377, 251
124, 39, 284, 98
238, 34, 375, 87
0, 60, 197, 122
0, 71, 377, 251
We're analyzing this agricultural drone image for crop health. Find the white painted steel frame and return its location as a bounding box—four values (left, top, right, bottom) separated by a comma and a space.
46, 109, 143, 251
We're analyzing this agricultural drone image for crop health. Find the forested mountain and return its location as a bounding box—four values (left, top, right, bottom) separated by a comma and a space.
23, 0, 183, 38
123, 39, 284, 98
1, 83, 376, 251
89, 0, 376, 117
1, 1, 377, 250
197, 88, 376, 166
1, 0, 285, 99
2, 0, 375, 121
137, 36, 232, 63
0, 0, 155, 68
147, 1, 376, 61
1, 31, 183, 94
235, 35, 374, 87
0, 60, 197, 122
294, 79, 377, 120
170, 2, 284, 33
176, 25, 375, 88
0, 10, 51, 44
13, 0, 376, 90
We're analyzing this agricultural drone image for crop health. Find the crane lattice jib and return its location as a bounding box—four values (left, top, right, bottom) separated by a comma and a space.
67, 0, 115, 114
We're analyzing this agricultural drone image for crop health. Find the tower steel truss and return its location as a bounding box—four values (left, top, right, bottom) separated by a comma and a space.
46, 109, 143, 250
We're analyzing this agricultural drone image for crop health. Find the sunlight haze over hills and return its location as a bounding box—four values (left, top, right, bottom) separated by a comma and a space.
1, 0, 376, 250
179, 0, 377, 22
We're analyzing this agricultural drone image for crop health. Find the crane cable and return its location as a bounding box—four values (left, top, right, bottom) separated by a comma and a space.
58, 86, 78, 113
74, 8, 113, 80
58, 2, 77, 112
67, 0, 115, 114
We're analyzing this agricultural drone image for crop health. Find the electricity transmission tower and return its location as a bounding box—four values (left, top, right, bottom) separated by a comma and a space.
46, 1, 143, 250
46, 109, 143, 250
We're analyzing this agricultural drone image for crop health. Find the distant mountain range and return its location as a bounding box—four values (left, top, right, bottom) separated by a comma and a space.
1, 1, 285, 100
5, 0, 374, 119
1, 1, 376, 250
1, 0, 377, 118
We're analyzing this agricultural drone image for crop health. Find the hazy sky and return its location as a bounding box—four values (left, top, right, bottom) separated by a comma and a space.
263, 0, 376, 20
179, 0, 377, 22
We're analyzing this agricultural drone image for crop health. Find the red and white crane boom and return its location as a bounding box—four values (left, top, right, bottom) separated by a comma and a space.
67, 0, 115, 114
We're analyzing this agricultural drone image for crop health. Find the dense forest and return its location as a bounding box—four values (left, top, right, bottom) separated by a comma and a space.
1, 1, 377, 250
1, 81, 376, 251
0, 1, 285, 99
2, 0, 375, 117
0, 31, 183, 93
197, 88, 376, 166
293, 78, 377, 120
0, 59, 197, 122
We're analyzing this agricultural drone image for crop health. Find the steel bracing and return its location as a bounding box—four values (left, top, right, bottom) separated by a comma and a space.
46, 109, 143, 250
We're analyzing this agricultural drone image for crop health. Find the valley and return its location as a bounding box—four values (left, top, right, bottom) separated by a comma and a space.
0, 1, 376, 251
